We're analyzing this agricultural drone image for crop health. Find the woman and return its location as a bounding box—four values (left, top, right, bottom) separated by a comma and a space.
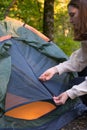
39, 0, 87, 105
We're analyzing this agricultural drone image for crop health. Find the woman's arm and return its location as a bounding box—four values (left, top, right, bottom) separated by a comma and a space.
56, 42, 87, 75
67, 78, 87, 99
53, 78, 87, 105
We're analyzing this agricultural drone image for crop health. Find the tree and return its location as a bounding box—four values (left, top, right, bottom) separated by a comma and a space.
43, 0, 54, 41
4, 0, 17, 18
0, 0, 80, 55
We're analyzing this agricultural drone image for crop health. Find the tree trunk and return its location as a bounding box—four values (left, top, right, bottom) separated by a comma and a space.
4, 0, 17, 18
43, 0, 54, 41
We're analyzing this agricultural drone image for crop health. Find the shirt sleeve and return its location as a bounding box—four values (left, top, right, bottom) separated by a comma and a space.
55, 42, 87, 75
55, 41, 87, 99
66, 77, 87, 99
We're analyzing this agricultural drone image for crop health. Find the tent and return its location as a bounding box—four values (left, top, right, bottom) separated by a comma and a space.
0, 17, 86, 130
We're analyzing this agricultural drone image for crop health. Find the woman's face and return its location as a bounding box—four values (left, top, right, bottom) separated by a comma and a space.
68, 6, 79, 27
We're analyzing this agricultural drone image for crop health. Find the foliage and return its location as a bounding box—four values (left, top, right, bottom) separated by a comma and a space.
0, 0, 80, 55
0, 0, 44, 30
54, 35, 80, 56
0, 0, 12, 19
54, 0, 80, 56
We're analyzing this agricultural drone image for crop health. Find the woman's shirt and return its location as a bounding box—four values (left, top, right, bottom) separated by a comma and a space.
56, 41, 87, 99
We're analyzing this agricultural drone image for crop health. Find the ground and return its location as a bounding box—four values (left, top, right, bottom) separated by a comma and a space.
61, 113, 87, 130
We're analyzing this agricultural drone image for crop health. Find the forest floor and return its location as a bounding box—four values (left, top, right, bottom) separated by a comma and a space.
61, 112, 87, 130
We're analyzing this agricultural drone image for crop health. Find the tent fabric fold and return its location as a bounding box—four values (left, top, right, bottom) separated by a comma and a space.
4, 38, 73, 120
0, 18, 86, 129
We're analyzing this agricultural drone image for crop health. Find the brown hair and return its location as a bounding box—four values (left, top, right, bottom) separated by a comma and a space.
68, 0, 87, 41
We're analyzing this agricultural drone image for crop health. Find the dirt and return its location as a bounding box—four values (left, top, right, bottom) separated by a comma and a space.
61, 113, 87, 130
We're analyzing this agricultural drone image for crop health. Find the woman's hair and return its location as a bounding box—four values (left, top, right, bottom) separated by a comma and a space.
68, 0, 87, 41
67, 0, 80, 9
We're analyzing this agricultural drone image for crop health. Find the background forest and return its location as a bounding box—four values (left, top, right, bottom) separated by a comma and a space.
0, 0, 80, 56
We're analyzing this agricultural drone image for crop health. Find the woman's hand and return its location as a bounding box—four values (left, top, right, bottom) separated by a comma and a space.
39, 67, 58, 81
53, 92, 69, 105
